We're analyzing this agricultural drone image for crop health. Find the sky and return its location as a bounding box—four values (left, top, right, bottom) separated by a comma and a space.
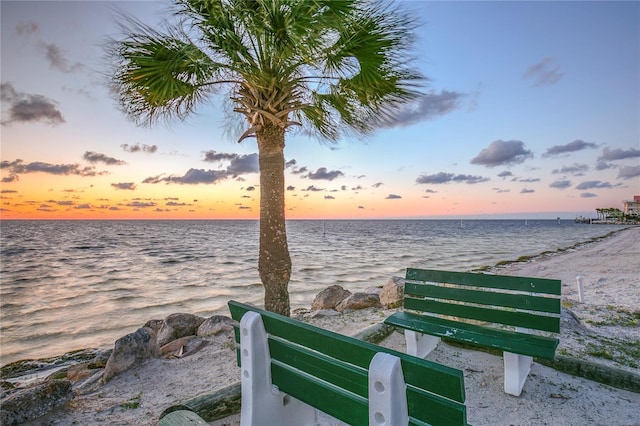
1, 1, 639, 220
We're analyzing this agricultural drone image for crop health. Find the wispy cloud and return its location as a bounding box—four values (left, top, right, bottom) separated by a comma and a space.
416, 172, 489, 185
549, 179, 572, 190
551, 163, 589, 176
575, 180, 613, 190
543, 140, 598, 157
598, 147, 640, 161
83, 152, 126, 166
471, 140, 533, 167
523, 57, 564, 87
111, 182, 136, 190
384, 90, 465, 127
1, 82, 65, 126
122, 143, 157, 153
306, 167, 344, 181
38, 42, 84, 73
1, 159, 103, 177
618, 165, 640, 179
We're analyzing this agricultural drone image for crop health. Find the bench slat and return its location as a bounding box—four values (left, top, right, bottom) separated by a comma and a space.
229, 300, 466, 403
407, 268, 561, 296
405, 282, 561, 314
405, 296, 560, 333
407, 385, 467, 426
386, 311, 559, 359
269, 336, 369, 399
271, 360, 370, 425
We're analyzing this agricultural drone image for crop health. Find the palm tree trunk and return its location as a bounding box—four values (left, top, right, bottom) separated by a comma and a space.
256, 123, 291, 316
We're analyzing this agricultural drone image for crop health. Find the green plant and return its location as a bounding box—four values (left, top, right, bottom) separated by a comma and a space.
120, 393, 142, 410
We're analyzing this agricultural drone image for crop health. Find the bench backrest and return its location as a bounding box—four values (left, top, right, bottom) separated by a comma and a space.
228, 300, 467, 426
404, 268, 561, 333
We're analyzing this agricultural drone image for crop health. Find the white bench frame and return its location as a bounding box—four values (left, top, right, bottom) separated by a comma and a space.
239, 311, 410, 425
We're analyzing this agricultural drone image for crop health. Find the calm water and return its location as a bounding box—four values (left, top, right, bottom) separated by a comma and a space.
0, 219, 624, 365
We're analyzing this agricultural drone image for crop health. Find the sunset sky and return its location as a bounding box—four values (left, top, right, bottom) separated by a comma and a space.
1, 1, 639, 220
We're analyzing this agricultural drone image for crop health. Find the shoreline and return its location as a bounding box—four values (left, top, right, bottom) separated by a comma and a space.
1, 227, 639, 425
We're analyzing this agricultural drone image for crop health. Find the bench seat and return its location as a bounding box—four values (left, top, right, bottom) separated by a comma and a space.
385, 311, 559, 360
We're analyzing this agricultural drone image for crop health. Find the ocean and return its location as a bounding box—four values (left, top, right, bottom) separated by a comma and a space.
0, 219, 625, 366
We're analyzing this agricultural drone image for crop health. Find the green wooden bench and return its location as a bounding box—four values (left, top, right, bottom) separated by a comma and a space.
228, 300, 468, 426
384, 268, 561, 396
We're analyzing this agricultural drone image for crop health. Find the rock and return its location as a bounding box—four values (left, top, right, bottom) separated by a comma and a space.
144, 319, 164, 332
157, 313, 206, 347
103, 327, 159, 381
311, 285, 352, 311
335, 293, 382, 313
380, 276, 405, 308
88, 349, 112, 369
197, 316, 235, 337
364, 286, 382, 295
160, 336, 209, 358
0, 379, 72, 425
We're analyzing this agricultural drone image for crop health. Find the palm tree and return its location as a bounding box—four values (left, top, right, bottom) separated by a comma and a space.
107, 0, 423, 316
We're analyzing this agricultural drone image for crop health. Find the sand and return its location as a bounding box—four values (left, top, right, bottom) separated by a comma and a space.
32, 227, 639, 426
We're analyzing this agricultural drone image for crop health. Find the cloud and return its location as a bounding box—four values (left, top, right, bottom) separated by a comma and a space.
416, 172, 489, 184
386, 90, 465, 127
203, 150, 237, 162
498, 171, 513, 179
111, 182, 136, 190
471, 140, 533, 168
324, 195, 335, 200
306, 167, 344, 181
580, 192, 598, 198
201, 151, 258, 175
595, 161, 614, 171
551, 163, 589, 175
372, 182, 384, 188
246, 186, 256, 191
1, 159, 102, 177
549, 179, 572, 190
285, 159, 297, 168
302, 185, 325, 192
386, 194, 402, 199
16, 22, 38, 36
575, 180, 613, 190
523, 57, 564, 87
226, 154, 258, 176
617, 165, 640, 179
543, 140, 598, 157
83, 151, 126, 166
121, 143, 158, 153
127, 201, 157, 208
598, 147, 640, 161
38, 42, 84, 73
166, 169, 229, 184
520, 188, 535, 194
1, 82, 65, 126
143, 153, 258, 185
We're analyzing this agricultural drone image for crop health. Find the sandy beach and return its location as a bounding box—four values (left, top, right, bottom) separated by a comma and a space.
20, 227, 640, 425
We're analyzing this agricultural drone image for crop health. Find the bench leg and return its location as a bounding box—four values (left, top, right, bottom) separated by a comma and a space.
405, 330, 440, 358
503, 351, 533, 396
239, 311, 317, 426
369, 353, 408, 426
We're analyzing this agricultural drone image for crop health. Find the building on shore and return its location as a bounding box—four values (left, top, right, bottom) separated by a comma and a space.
623, 195, 640, 216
